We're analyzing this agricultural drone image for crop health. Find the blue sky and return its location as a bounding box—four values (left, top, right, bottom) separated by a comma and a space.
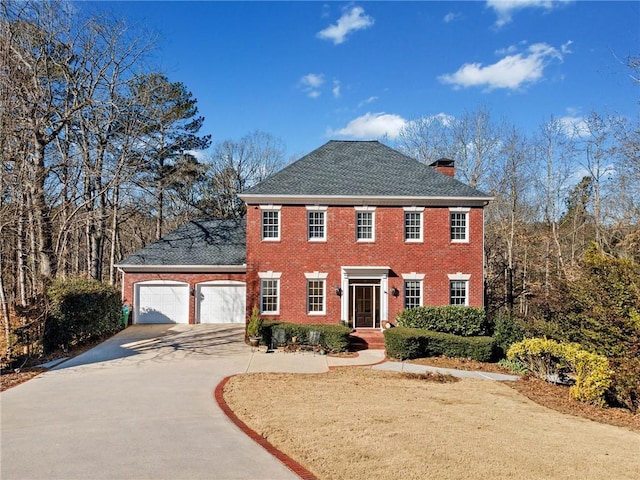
84, 1, 638, 158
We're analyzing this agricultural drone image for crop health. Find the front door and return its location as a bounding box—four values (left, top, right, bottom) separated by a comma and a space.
350, 283, 380, 328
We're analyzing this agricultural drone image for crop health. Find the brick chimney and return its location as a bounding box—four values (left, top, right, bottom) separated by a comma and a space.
429, 158, 455, 178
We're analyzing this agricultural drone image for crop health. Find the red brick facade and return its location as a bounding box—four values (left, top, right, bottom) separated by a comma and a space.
245, 204, 485, 326
121, 272, 246, 324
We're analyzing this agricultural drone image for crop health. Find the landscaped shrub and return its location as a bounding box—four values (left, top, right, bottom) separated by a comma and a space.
507, 338, 612, 406
261, 322, 351, 353
395, 306, 488, 336
491, 314, 525, 357
607, 357, 640, 414
45, 277, 122, 352
384, 327, 494, 362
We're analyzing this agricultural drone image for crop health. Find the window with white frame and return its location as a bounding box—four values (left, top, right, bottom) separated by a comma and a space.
261, 206, 281, 241
355, 207, 375, 241
404, 207, 424, 242
449, 208, 469, 242
307, 206, 327, 241
305, 272, 327, 315
307, 280, 325, 313
404, 280, 422, 309
447, 273, 471, 306
402, 273, 425, 309
259, 272, 281, 314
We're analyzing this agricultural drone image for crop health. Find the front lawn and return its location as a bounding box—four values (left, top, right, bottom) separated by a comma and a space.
223, 368, 640, 480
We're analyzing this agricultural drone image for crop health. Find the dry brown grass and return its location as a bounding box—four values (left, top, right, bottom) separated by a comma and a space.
223, 368, 640, 480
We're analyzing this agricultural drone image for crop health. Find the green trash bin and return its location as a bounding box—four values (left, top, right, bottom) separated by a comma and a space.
121, 305, 131, 327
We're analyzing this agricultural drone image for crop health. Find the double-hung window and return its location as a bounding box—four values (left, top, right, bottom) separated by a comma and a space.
261, 206, 281, 241
305, 272, 327, 315
402, 273, 425, 309
259, 272, 281, 314
448, 273, 471, 306
355, 206, 375, 242
404, 281, 422, 309
307, 206, 327, 241
404, 207, 424, 242
449, 208, 469, 242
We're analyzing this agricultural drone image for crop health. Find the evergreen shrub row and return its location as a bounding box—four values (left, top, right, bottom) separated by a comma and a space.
396, 305, 488, 336
384, 327, 494, 362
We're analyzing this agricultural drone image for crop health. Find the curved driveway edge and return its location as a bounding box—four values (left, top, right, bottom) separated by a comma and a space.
215, 376, 318, 480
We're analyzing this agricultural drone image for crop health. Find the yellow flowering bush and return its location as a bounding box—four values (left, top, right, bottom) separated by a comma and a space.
508, 338, 612, 406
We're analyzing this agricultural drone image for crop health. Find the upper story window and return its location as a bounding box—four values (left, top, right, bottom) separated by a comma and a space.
448, 273, 471, 306
355, 206, 376, 242
259, 271, 281, 314
449, 207, 470, 243
404, 207, 424, 242
261, 205, 281, 241
307, 206, 327, 241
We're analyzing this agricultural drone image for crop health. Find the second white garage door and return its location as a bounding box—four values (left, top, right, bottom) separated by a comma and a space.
197, 281, 246, 324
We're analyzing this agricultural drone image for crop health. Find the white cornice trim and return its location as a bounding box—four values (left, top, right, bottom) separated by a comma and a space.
239, 194, 492, 207
115, 264, 246, 273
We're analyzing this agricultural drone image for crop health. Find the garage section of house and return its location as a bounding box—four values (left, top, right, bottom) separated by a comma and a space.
116, 218, 247, 325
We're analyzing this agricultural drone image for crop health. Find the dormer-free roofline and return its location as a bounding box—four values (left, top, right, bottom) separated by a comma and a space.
239, 194, 493, 207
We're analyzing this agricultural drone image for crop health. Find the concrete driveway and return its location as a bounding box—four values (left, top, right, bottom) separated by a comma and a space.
1, 325, 302, 480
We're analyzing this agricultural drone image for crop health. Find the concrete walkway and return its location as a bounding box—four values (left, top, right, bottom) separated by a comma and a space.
1, 325, 517, 480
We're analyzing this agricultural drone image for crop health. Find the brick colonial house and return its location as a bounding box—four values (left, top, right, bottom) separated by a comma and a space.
116, 141, 491, 328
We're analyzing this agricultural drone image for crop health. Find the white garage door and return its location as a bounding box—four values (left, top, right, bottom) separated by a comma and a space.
197, 282, 246, 324
136, 282, 189, 324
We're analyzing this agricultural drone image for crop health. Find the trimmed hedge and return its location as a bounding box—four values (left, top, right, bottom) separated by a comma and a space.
384, 327, 495, 362
258, 321, 351, 353
45, 277, 122, 352
507, 338, 612, 406
395, 306, 488, 336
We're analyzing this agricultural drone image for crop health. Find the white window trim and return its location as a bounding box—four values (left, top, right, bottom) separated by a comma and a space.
260, 205, 282, 242
304, 272, 328, 315
306, 206, 328, 242
258, 271, 281, 314
402, 272, 426, 281
355, 206, 376, 242
447, 273, 471, 306
403, 207, 424, 243
449, 207, 470, 243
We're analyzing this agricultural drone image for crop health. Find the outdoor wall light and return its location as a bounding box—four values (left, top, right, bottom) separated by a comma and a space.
334, 286, 343, 297
391, 286, 399, 297
189, 287, 195, 296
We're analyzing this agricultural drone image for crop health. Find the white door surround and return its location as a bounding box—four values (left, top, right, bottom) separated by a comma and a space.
340, 266, 389, 330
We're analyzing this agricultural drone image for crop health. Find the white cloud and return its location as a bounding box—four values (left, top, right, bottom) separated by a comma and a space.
358, 96, 379, 108
438, 42, 567, 91
559, 115, 589, 137
332, 80, 341, 98
443, 12, 460, 23
317, 6, 374, 45
486, 0, 571, 27
329, 112, 407, 139
299, 73, 325, 98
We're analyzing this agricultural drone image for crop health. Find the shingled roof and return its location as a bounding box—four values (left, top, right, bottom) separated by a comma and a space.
241, 140, 490, 200
116, 218, 246, 269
